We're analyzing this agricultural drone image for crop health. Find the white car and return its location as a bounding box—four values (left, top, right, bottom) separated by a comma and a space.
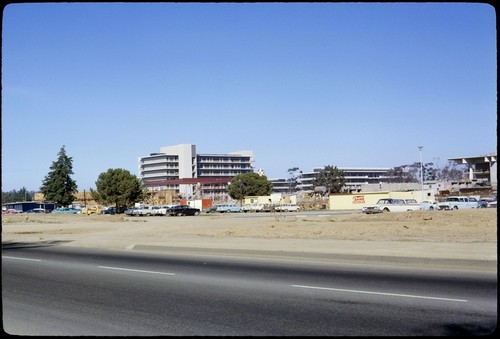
242, 203, 270, 212
155, 205, 177, 216
438, 196, 480, 210
420, 201, 439, 211
136, 206, 155, 216
216, 204, 241, 213
362, 198, 420, 213
274, 204, 300, 212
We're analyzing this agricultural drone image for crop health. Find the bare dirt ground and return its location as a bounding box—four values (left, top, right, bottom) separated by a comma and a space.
2, 209, 497, 263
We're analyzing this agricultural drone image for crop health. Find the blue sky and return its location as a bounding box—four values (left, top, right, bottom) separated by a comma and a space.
2, 3, 497, 192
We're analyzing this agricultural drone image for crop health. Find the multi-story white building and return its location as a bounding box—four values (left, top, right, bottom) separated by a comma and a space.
294, 167, 392, 193
138, 144, 254, 199
269, 167, 393, 194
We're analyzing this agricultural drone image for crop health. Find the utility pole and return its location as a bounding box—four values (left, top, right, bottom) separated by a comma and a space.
418, 146, 424, 202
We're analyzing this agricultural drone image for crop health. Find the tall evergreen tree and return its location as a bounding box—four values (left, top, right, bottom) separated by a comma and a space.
40, 145, 78, 206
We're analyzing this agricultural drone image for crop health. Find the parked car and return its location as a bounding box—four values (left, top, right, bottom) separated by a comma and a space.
242, 203, 271, 212
438, 196, 480, 210
135, 206, 156, 216
124, 207, 139, 216
25, 208, 48, 214
216, 204, 241, 213
51, 207, 79, 214
204, 206, 219, 213
478, 200, 489, 208
274, 204, 300, 212
420, 201, 439, 211
81, 205, 105, 215
362, 198, 420, 214
150, 205, 164, 216
3, 208, 22, 214
100, 207, 117, 215
165, 205, 200, 216
479, 198, 496, 208
154, 205, 177, 216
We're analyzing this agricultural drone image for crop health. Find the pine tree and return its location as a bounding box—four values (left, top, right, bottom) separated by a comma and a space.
40, 145, 78, 206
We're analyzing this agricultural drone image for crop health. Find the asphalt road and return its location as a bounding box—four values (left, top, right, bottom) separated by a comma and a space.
2, 245, 497, 336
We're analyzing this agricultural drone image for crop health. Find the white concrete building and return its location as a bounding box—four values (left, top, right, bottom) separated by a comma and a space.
138, 144, 254, 199
295, 167, 392, 193
448, 153, 497, 186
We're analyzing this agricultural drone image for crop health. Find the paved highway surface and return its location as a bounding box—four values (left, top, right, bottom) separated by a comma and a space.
2, 245, 496, 336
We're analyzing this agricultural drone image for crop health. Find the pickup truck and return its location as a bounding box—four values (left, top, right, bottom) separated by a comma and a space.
362, 198, 420, 214
437, 196, 480, 210
80, 205, 105, 215
274, 204, 300, 212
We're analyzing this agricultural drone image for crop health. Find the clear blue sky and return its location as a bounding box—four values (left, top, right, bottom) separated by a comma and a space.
2, 3, 496, 192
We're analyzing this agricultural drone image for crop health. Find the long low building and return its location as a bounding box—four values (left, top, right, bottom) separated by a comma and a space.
271, 167, 393, 194
328, 190, 435, 211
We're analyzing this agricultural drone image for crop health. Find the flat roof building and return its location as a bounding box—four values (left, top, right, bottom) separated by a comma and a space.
448, 152, 497, 186
295, 167, 393, 193
138, 144, 254, 200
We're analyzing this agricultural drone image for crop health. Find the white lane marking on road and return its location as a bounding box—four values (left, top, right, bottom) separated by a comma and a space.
291, 284, 467, 302
98, 266, 175, 276
2, 256, 42, 262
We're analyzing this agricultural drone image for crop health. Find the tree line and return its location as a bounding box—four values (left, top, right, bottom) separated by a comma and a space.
2, 187, 35, 204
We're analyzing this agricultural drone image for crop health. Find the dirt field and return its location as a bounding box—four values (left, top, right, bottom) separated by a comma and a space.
2, 209, 497, 262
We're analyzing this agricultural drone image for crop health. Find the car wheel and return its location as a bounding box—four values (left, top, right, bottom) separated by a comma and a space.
194, 211, 200, 216
453, 206, 459, 210
429, 207, 434, 210
383, 208, 390, 212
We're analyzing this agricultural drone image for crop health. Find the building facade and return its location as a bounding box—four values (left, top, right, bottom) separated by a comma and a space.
448, 153, 497, 187
293, 167, 393, 193
138, 144, 254, 199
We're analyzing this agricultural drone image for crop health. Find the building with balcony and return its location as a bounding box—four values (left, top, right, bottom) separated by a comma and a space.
138, 144, 254, 199
448, 152, 497, 187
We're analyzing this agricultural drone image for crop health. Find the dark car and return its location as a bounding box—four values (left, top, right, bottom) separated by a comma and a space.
478, 200, 489, 208
25, 208, 48, 214
204, 206, 218, 213
100, 207, 117, 215
479, 198, 496, 208
166, 205, 200, 216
